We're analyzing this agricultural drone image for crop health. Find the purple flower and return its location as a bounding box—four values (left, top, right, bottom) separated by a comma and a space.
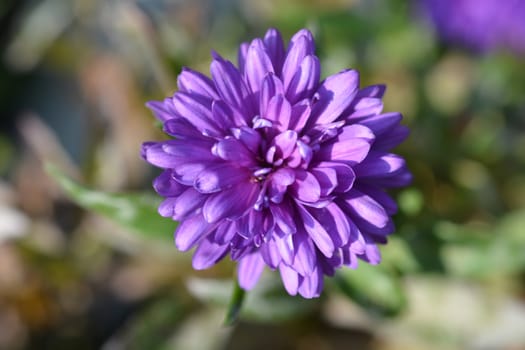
141, 28, 411, 298
421, 0, 525, 55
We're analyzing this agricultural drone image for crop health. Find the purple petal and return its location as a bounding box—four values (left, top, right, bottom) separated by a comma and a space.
263, 28, 286, 74
238, 253, 265, 290
146, 99, 176, 122
244, 39, 274, 97
308, 69, 360, 126
289, 99, 311, 132
172, 162, 207, 185
336, 124, 375, 143
194, 163, 250, 193
341, 189, 393, 235
315, 138, 371, 165
290, 169, 321, 203
345, 97, 383, 120
158, 197, 178, 217
192, 238, 229, 270
279, 263, 299, 296
310, 167, 337, 197
170, 187, 207, 220
172, 92, 222, 136
310, 203, 351, 247
230, 126, 261, 154
142, 141, 212, 169
275, 234, 294, 265
263, 94, 292, 131
177, 67, 219, 100
286, 55, 320, 104
212, 138, 257, 167
212, 221, 237, 244
356, 84, 386, 99
211, 100, 243, 130
268, 168, 296, 203
210, 56, 254, 118
357, 241, 382, 265
270, 200, 297, 234
353, 112, 403, 136
354, 152, 406, 179
355, 184, 397, 215
281, 35, 314, 89
203, 182, 259, 223
174, 211, 217, 251
153, 170, 186, 197
372, 125, 410, 151
259, 74, 284, 119
163, 118, 206, 140
297, 204, 335, 257
313, 161, 356, 193
297, 267, 323, 299
292, 232, 316, 276
272, 130, 298, 159
237, 42, 249, 75
260, 240, 281, 269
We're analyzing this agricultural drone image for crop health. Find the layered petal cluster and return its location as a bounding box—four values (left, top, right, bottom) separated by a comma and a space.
142, 28, 411, 298
421, 0, 525, 55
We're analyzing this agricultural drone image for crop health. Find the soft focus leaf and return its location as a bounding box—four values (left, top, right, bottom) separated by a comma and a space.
335, 263, 406, 316
46, 163, 176, 239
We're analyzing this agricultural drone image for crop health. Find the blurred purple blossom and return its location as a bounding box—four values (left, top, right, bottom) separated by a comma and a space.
421, 0, 525, 55
141, 28, 411, 298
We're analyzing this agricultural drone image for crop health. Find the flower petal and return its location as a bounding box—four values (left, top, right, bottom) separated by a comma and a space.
290, 169, 321, 203
297, 267, 323, 299
212, 138, 257, 167
286, 55, 320, 104
309, 69, 360, 126
341, 189, 393, 235
279, 264, 299, 296
194, 163, 250, 193
174, 211, 217, 251
297, 204, 335, 257
263, 94, 292, 131
244, 38, 274, 98
264, 28, 286, 74
315, 138, 371, 165
292, 231, 316, 276
192, 238, 229, 270
153, 170, 186, 197
282, 30, 315, 88
310, 167, 338, 197
146, 99, 176, 122
177, 67, 220, 100
238, 253, 265, 290
203, 182, 259, 223
172, 92, 222, 135
354, 152, 407, 179
272, 130, 298, 159
210, 55, 254, 118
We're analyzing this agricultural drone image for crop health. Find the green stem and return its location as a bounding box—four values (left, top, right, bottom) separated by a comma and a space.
223, 279, 245, 326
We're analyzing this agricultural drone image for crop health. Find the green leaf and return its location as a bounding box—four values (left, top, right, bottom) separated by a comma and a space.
45, 163, 176, 239
335, 263, 406, 316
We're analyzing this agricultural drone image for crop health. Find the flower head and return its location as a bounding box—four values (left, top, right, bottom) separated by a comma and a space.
141, 28, 411, 298
421, 0, 525, 55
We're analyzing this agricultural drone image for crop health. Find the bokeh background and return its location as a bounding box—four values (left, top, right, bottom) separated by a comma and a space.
1, 0, 525, 349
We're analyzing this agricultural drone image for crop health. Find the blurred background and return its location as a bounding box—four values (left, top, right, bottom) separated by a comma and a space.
1, 0, 525, 349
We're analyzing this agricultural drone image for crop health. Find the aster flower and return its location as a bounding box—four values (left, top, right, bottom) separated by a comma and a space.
141, 28, 411, 298
421, 0, 525, 55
